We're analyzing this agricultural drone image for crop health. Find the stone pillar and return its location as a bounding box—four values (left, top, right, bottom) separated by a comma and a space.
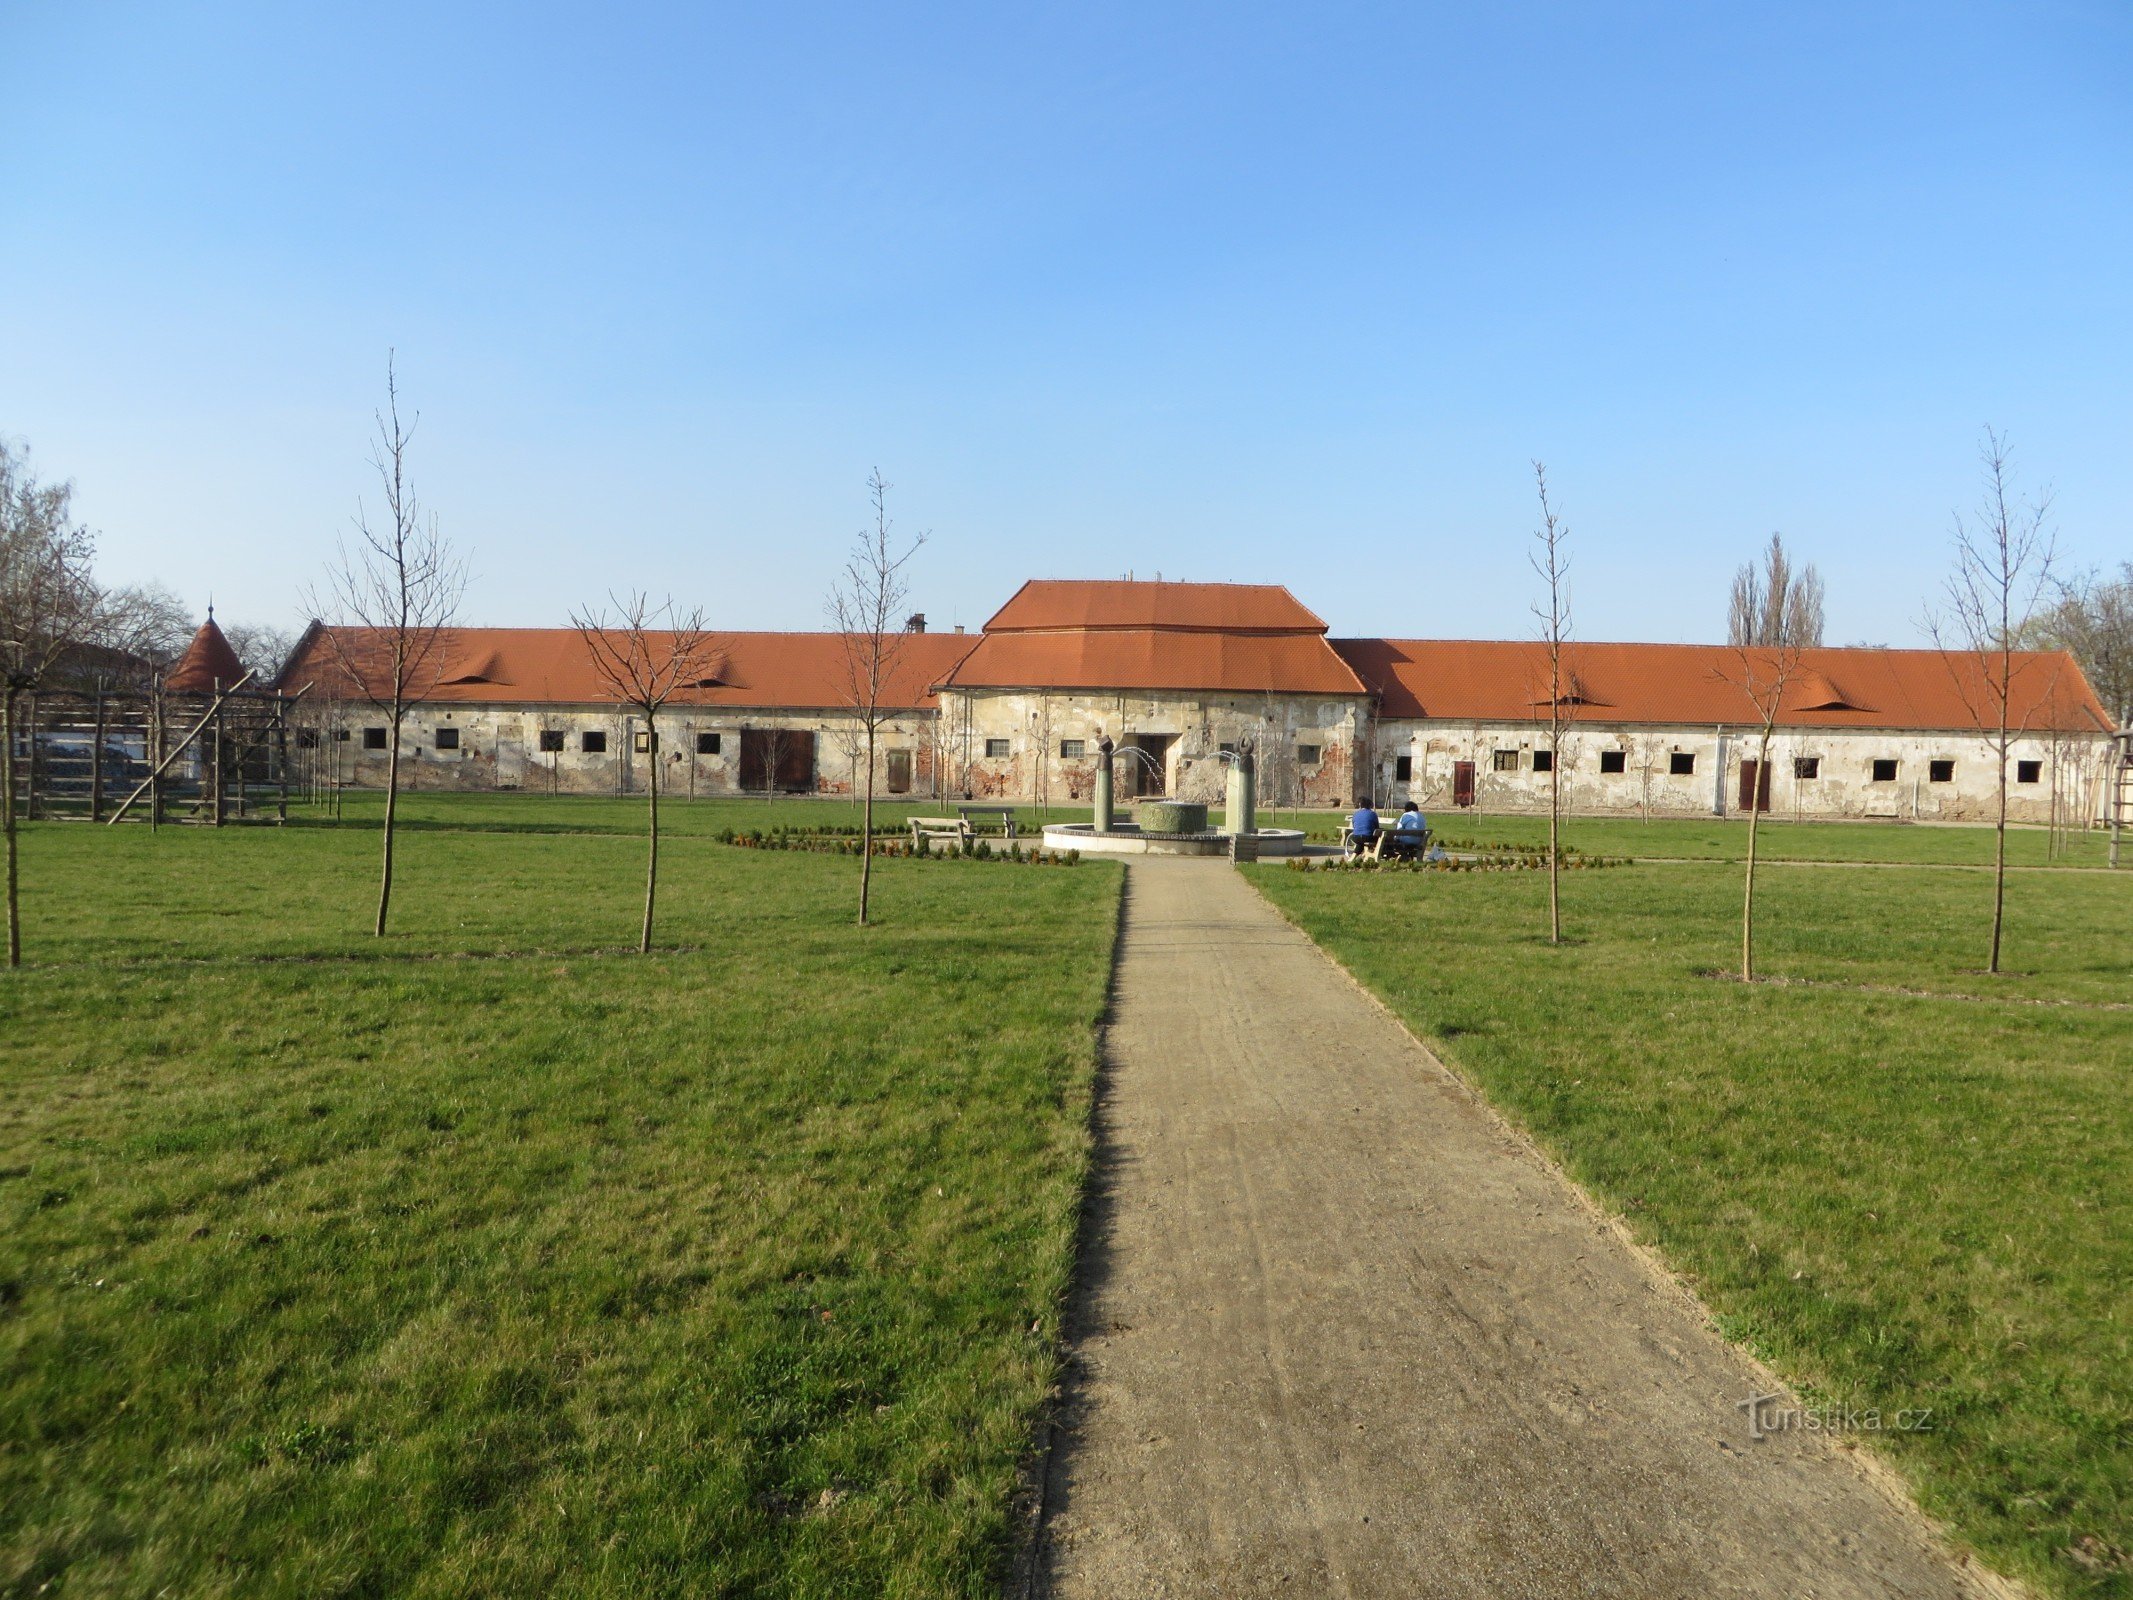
1225, 744, 1257, 837
1094, 736, 1114, 833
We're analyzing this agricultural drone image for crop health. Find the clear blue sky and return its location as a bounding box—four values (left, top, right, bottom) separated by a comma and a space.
3, 2, 2127, 646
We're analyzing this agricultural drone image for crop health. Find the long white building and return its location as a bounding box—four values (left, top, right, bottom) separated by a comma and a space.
281, 579, 2122, 824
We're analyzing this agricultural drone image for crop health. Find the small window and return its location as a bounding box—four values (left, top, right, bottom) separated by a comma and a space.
1219, 741, 1236, 757
984, 738, 1011, 758
697, 732, 720, 755
1297, 744, 1321, 765
1600, 749, 1625, 774
295, 728, 320, 750
434, 726, 460, 751
1928, 759, 1954, 784
334, 728, 351, 743
363, 727, 387, 750
539, 730, 565, 753
1531, 749, 1554, 774
582, 730, 608, 754
2016, 759, 2042, 784
1493, 749, 1519, 772
1669, 752, 1695, 776
1058, 739, 1085, 759
634, 730, 654, 754
1394, 754, 1413, 782
1871, 758, 1897, 782
1794, 756, 1820, 780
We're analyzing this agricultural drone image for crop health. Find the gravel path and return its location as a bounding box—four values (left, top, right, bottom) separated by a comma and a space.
1033, 858, 2003, 1600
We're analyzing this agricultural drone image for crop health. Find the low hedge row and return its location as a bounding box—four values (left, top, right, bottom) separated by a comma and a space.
1285, 852, 1632, 874
719, 828, 1081, 865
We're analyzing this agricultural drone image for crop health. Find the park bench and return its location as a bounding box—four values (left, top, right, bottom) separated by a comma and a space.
1344, 825, 1431, 862
909, 816, 973, 849
956, 804, 1019, 839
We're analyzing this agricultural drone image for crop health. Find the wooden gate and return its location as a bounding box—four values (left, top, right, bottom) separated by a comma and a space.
739, 729, 816, 792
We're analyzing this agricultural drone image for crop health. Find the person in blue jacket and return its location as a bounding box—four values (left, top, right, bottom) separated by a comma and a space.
1348, 797, 1379, 856
1388, 800, 1429, 860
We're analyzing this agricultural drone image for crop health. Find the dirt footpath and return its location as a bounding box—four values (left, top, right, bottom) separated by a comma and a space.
1033, 859, 2000, 1600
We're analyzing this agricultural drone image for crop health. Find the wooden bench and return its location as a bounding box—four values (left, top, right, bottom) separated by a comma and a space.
1342, 827, 1387, 862
956, 804, 1019, 839
909, 816, 973, 849
1344, 826, 1431, 862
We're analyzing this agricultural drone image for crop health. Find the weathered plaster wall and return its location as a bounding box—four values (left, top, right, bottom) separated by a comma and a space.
302, 704, 939, 799
1372, 720, 2112, 824
298, 695, 2110, 824
938, 689, 1369, 807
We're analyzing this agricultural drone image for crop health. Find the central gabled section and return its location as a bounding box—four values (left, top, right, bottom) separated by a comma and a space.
942, 579, 1368, 696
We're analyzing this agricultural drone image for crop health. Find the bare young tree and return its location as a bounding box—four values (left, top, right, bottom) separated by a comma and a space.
222, 621, 301, 684
2024, 562, 2133, 732
571, 592, 718, 953
1722, 633, 1810, 983
1928, 428, 2057, 975
827, 469, 926, 927
304, 357, 467, 937
96, 581, 195, 679
0, 440, 103, 968
1529, 462, 1572, 945
1728, 533, 1826, 648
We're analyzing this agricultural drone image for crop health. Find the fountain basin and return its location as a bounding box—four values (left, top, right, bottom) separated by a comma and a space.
1135, 800, 1207, 834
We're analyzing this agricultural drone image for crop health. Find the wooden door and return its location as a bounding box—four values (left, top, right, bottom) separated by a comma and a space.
1452, 760, 1476, 807
885, 749, 912, 794
1738, 758, 1772, 813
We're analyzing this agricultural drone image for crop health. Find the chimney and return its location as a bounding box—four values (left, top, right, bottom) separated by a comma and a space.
954, 623, 965, 634
905, 612, 927, 633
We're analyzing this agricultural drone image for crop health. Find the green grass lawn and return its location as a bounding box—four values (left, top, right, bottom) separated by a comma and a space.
1255, 806, 2124, 868
282, 789, 2123, 869
1249, 859, 2133, 1597
282, 791, 1095, 840
1, 816, 1121, 1597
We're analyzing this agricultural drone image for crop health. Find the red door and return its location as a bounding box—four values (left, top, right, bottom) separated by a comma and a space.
1738, 758, 1772, 813
1452, 760, 1476, 808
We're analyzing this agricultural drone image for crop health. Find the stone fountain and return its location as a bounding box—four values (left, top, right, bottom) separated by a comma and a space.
1043, 736, 1303, 858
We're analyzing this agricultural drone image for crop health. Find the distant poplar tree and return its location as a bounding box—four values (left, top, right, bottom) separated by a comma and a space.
1728, 534, 1825, 649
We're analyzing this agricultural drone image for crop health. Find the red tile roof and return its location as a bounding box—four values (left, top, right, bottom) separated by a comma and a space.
165, 617, 248, 693
1333, 639, 2113, 734
982, 579, 1332, 634
947, 579, 1367, 695
281, 626, 975, 712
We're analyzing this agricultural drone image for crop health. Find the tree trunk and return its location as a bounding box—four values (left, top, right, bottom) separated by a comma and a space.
4, 688, 19, 969
90, 684, 106, 823
376, 711, 401, 937
1742, 726, 1773, 981
858, 721, 876, 926
1989, 740, 2009, 975
641, 718, 659, 954
1547, 736, 1562, 944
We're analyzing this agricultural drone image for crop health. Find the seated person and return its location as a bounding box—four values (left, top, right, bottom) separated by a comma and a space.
1347, 798, 1380, 855
1386, 801, 1429, 859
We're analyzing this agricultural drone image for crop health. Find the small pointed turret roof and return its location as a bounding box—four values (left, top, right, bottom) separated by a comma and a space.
166, 612, 247, 693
